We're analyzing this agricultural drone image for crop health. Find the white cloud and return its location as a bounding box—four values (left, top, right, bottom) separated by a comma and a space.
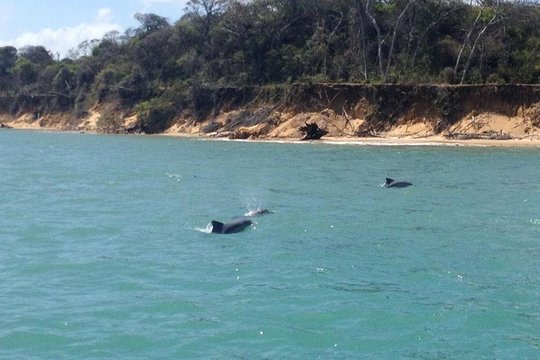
140, 0, 190, 12
97, 7, 114, 22
0, 7, 122, 58
143, 0, 186, 4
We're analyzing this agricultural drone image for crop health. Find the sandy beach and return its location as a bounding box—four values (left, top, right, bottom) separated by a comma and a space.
153, 129, 540, 147
2, 109, 540, 148
319, 135, 540, 148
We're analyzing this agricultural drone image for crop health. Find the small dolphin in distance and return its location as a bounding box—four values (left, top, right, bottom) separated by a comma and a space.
211, 218, 253, 234
244, 208, 275, 217
382, 177, 413, 188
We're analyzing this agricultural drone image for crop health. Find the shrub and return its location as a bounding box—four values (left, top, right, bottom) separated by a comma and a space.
440, 67, 455, 84
136, 96, 178, 133
97, 112, 122, 133
486, 73, 506, 85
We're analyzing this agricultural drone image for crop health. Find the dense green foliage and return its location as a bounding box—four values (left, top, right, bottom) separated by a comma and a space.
1, 0, 540, 130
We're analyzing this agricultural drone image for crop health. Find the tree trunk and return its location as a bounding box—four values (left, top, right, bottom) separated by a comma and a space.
460, 13, 499, 84
365, 0, 384, 78
358, 6, 368, 80
323, 11, 343, 77
410, 7, 457, 68
383, 0, 416, 82
454, 9, 483, 77
350, 1, 368, 81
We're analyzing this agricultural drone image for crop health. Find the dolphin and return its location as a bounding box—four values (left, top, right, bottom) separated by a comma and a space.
244, 208, 275, 217
383, 178, 413, 188
211, 218, 253, 234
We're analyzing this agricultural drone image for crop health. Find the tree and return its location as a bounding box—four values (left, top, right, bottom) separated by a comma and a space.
186, 0, 229, 19
68, 39, 100, 59
407, 0, 462, 70
348, 0, 369, 81
0, 46, 17, 76
4, 0, 540, 122
363, 0, 419, 82
384, 0, 416, 82
19, 46, 53, 66
133, 27, 179, 81
185, 0, 229, 39
52, 66, 76, 96
134, 13, 171, 35
458, 1, 505, 83
117, 66, 149, 106
364, 0, 384, 78
13, 58, 38, 85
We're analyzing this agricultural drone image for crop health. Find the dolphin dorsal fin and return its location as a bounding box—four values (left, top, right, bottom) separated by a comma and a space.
385, 178, 394, 184
211, 220, 224, 233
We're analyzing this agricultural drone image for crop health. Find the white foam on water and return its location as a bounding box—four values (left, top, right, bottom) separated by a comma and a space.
194, 223, 213, 233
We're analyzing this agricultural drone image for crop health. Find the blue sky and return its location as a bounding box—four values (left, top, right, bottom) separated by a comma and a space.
0, 0, 190, 57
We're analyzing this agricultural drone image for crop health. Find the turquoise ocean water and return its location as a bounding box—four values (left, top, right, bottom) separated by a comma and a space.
0, 130, 538, 359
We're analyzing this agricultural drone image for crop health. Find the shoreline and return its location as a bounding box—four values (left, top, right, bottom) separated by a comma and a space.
319, 135, 540, 148
3, 83, 540, 149
4, 126, 540, 148
3, 120, 540, 148
150, 132, 540, 148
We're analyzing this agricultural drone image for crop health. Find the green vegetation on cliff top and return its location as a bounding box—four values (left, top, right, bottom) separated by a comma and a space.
1, 0, 540, 132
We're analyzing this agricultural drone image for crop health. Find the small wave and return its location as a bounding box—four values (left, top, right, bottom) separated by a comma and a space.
244, 210, 257, 217
194, 223, 213, 233
166, 173, 182, 182
327, 281, 405, 294
530, 219, 540, 226
244, 207, 275, 217
244, 209, 265, 217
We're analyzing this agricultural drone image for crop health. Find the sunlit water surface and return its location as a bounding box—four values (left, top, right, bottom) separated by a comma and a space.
0, 131, 538, 359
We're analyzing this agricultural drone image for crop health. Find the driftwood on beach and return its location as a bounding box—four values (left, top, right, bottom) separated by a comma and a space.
445, 131, 512, 141
299, 122, 328, 140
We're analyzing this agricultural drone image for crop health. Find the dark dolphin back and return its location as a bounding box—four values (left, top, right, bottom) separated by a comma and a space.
222, 218, 252, 234
211, 218, 252, 234
384, 178, 413, 188
211, 220, 224, 233
392, 181, 413, 188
